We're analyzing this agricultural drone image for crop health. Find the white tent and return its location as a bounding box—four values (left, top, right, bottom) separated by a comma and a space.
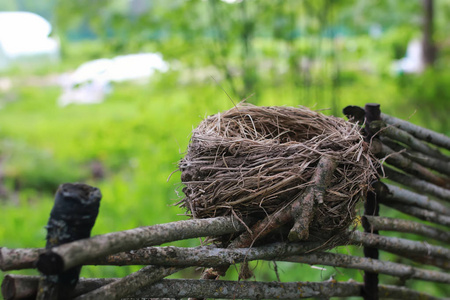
0, 11, 59, 68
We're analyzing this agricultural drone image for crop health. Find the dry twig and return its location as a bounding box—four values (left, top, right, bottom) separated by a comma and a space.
2, 276, 445, 300
364, 216, 450, 243
36, 216, 248, 275
381, 113, 450, 150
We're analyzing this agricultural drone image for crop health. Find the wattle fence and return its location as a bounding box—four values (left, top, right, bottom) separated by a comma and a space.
1, 103, 449, 299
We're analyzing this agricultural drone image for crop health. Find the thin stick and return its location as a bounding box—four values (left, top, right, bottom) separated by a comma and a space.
90, 242, 322, 267
364, 215, 450, 243
383, 166, 450, 202
2, 275, 40, 300
284, 252, 450, 284
2, 276, 444, 300
381, 202, 450, 227
4, 242, 449, 285
289, 156, 338, 241
36, 216, 248, 275
381, 112, 450, 150
350, 231, 450, 261
0, 247, 44, 271
369, 120, 448, 161
383, 183, 450, 216
371, 140, 449, 188
74, 265, 180, 300
1, 275, 117, 300
380, 136, 450, 176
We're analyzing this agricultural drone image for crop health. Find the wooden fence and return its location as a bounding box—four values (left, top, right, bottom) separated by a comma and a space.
1, 103, 449, 299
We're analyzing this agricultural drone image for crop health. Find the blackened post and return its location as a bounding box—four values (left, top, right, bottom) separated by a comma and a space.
36, 183, 101, 300
361, 103, 381, 300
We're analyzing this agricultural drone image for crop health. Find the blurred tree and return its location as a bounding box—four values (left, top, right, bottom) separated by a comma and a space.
53, 0, 449, 117
422, 0, 436, 67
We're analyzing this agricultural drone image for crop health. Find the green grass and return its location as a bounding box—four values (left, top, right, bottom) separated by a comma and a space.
0, 67, 448, 297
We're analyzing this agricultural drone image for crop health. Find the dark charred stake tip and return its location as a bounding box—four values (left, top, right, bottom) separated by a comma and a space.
38, 183, 102, 297
342, 106, 365, 124
57, 183, 102, 206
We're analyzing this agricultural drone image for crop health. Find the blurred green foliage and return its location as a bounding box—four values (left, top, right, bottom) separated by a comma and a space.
0, 0, 449, 297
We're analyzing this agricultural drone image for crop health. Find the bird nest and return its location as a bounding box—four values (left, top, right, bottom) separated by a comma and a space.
178, 105, 377, 247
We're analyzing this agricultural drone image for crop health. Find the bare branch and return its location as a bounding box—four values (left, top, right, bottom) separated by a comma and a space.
381, 113, 450, 151
0, 247, 43, 271
2, 275, 40, 300
2, 275, 117, 300
383, 183, 450, 216
364, 216, 450, 243
289, 156, 338, 241
36, 216, 248, 275
371, 140, 449, 188
284, 252, 450, 283
79, 278, 450, 300
350, 231, 450, 261
2, 276, 444, 300
383, 166, 450, 202
90, 242, 321, 267
381, 202, 450, 227
74, 265, 180, 300
380, 136, 450, 176
5, 241, 449, 285
385, 249, 450, 270
369, 120, 448, 161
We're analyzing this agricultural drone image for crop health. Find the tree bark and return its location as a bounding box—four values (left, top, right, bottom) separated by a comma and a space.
371, 140, 449, 188
364, 215, 450, 243
74, 265, 180, 300
369, 121, 447, 161
381, 202, 450, 227
350, 231, 450, 261
380, 136, 450, 176
422, 0, 436, 67
36, 216, 248, 275
382, 183, 450, 216
2, 276, 444, 300
383, 166, 450, 202
0, 247, 44, 271
289, 156, 338, 241
380, 113, 450, 150
90, 242, 322, 267
284, 252, 450, 284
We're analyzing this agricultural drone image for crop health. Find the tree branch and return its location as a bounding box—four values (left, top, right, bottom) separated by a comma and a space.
90, 242, 322, 267
284, 251, 450, 284
0, 247, 44, 271
74, 265, 180, 300
380, 136, 450, 176
289, 156, 338, 241
2, 276, 444, 300
364, 215, 450, 243
383, 183, 450, 216
371, 140, 449, 188
4, 242, 449, 285
36, 216, 248, 275
350, 231, 450, 262
381, 202, 450, 227
383, 166, 450, 202
369, 120, 448, 162
381, 113, 450, 151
